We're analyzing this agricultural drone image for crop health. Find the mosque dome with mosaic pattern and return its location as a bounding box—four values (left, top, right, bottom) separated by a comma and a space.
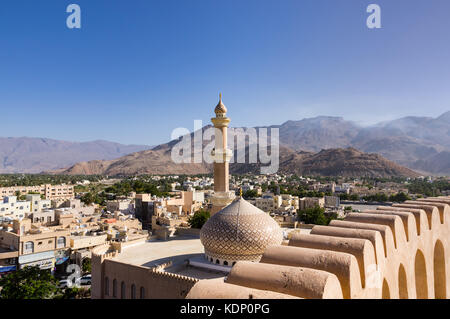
200, 197, 283, 266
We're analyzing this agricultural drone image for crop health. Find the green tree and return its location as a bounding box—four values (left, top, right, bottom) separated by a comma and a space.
188, 210, 210, 229
363, 193, 388, 202
339, 193, 349, 200
243, 189, 258, 199
406, 178, 450, 196
0, 266, 60, 299
297, 206, 336, 226
389, 192, 411, 203
82, 258, 91, 274
81, 192, 94, 205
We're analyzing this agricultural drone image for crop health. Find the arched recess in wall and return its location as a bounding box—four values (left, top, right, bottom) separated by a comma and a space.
415, 249, 428, 299
382, 279, 390, 299
433, 240, 447, 299
398, 264, 408, 299
104, 277, 109, 296
113, 279, 117, 298
121, 281, 126, 299
131, 284, 136, 299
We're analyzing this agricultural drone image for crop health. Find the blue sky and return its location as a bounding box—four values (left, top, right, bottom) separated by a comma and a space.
0, 0, 449, 145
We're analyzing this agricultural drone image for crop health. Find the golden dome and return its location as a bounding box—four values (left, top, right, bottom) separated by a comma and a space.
214, 93, 227, 114
200, 198, 283, 265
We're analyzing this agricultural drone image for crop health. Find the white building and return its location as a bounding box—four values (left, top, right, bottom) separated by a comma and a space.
299, 197, 325, 210
26, 194, 51, 213
106, 199, 134, 215
254, 197, 274, 213
0, 196, 31, 219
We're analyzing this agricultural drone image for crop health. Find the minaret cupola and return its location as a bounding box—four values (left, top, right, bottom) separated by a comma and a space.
214, 93, 228, 117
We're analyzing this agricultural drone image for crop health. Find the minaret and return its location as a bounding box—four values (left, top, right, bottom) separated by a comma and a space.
210, 93, 235, 215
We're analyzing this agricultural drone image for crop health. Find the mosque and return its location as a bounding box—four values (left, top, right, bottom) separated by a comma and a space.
202, 94, 283, 266
91, 95, 286, 299
91, 96, 450, 299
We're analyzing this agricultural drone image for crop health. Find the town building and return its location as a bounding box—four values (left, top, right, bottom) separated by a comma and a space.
0, 184, 74, 201
254, 196, 275, 212
135, 190, 205, 231
27, 194, 51, 213
106, 199, 134, 215
0, 194, 147, 276
0, 218, 70, 272
299, 197, 325, 210
324, 195, 340, 208
0, 196, 30, 220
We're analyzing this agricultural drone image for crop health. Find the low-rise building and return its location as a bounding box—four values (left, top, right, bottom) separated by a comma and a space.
299, 197, 325, 210
70, 234, 108, 251
254, 197, 274, 212
0, 184, 74, 201
0, 196, 30, 220
29, 210, 56, 225
26, 194, 51, 213
0, 196, 146, 276
324, 195, 340, 208
135, 190, 205, 230
106, 199, 134, 215
135, 194, 154, 230
0, 219, 70, 272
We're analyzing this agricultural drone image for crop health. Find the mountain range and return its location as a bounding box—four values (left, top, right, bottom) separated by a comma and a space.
0, 138, 152, 174
272, 111, 450, 175
51, 125, 421, 178
52, 142, 420, 178
1, 111, 449, 176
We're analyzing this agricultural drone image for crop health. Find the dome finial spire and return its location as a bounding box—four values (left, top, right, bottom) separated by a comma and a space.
214, 92, 227, 114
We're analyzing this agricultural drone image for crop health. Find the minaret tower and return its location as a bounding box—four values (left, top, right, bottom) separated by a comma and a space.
210, 93, 235, 215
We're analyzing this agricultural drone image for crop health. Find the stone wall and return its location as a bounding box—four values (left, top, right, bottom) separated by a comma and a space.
92, 257, 198, 299
175, 227, 201, 237
187, 196, 450, 299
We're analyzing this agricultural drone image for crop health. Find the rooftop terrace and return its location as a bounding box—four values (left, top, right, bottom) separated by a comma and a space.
111, 236, 204, 268
110, 236, 227, 280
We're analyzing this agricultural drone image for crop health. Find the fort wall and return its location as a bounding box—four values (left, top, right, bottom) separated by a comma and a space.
187, 196, 450, 299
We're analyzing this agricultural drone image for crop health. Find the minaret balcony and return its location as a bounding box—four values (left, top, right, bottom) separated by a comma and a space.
211, 191, 236, 206
211, 117, 231, 128
211, 148, 233, 163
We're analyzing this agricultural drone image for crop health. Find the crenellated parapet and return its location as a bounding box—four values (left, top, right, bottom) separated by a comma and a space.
187, 196, 450, 299
149, 267, 199, 284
